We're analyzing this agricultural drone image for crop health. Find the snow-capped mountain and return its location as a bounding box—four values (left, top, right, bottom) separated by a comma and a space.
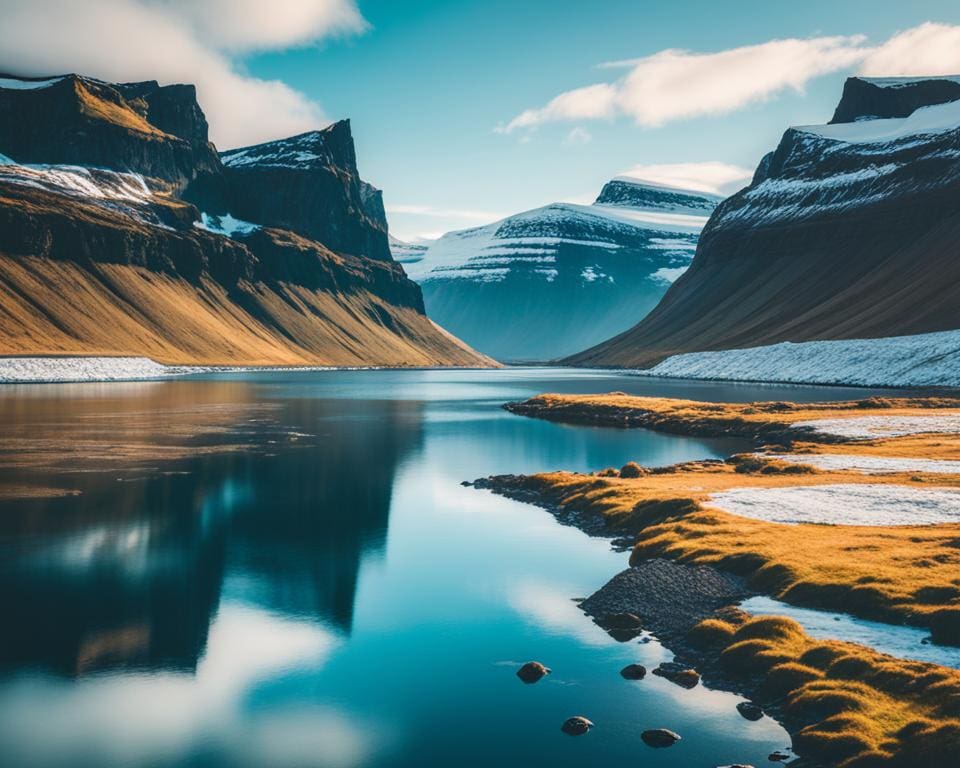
569, 76, 960, 369
0, 74, 489, 368
218, 123, 392, 260
399, 180, 721, 361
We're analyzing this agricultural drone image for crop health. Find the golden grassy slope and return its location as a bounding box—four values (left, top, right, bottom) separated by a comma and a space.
0, 254, 489, 366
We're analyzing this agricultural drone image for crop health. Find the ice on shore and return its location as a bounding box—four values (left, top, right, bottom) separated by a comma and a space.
764, 453, 960, 475
706, 483, 960, 526
0, 357, 185, 384
640, 329, 960, 387
796, 415, 960, 440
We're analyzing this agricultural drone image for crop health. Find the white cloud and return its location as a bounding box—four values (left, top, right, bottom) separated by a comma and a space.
0, 0, 367, 148
500, 24, 960, 134
385, 204, 505, 222
859, 22, 960, 76
563, 127, 593, 145
618, 161, 754, 196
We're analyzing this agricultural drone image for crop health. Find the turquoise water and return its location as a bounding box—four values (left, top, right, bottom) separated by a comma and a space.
0, 369, 888, 767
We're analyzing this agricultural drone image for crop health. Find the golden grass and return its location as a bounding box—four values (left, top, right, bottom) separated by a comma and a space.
499, 392, 960, 764
691, 614, 960, 767
512, 392, 960, 441
75, 80, 171, 138
0, 253, 489, 367
513, 464, 960, 638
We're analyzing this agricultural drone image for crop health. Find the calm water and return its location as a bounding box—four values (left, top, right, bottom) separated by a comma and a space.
0, 368, 890, 768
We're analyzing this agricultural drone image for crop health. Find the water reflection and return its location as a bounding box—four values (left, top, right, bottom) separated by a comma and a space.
0, 369, 865, 767
0, 386, 422, 678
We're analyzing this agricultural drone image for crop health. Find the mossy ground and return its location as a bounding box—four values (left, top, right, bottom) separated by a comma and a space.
496, 392, 960, 766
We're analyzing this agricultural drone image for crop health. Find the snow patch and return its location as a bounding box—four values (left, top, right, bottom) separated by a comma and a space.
706, 484, 960, 526
0, 357, 193, 384
763, 453, 960, 475
195, 213, 260, 238
0, 76, 64, 90
640, 329, 960, 387
799, 98, 960, 145
794, 415, 960, 441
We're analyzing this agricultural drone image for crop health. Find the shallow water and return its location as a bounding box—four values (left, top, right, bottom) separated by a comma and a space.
0, 368, 891, 768
742, 596, 960, 668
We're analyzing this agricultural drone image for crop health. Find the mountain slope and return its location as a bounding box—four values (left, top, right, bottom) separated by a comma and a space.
401, 180, 720, 361
567, 76, 960, 368
0, 74, 490, 367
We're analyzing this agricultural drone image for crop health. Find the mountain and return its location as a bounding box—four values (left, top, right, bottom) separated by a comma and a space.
218, 126, 392, 261
567, 76, 960, 369
400, 180, 721, 361
0, 73, 489, 367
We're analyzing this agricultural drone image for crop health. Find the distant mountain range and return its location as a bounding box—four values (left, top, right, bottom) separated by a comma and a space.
395, 179, 720, 361
0, 73, 489, 367
568, 76, 960, 375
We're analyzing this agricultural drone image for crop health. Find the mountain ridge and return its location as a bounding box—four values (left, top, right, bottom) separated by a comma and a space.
0, 73, 491, 367
566, 75, 960, 369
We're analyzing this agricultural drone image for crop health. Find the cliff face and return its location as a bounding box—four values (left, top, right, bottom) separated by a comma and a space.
0, 74, 489, 367
0, 74, 221, 191
567, 77, 960, 368
401, 180, 720, 361
218, 124, 391, 261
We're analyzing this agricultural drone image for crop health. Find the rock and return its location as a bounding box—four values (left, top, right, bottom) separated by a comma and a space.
619, 461, 647, 478
516, 661, 550, 683
561, 716, 593, 736
596, 611, 644, 642
718, 765, 755, 768
736, 701, 764, 721
653, 661, 700, 689
641, 728, 681, 748
619, 663, 647, 680
600, 612, 644, 630
768, 751, 791, 762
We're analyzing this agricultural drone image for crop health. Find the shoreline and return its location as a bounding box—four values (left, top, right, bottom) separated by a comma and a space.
0, 355, 502, 385
480, 392, 960, 767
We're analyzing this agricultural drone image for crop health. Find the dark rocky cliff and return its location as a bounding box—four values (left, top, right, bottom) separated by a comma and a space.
219, 123, 391, 260
830, 76, 960, 124
0, 73, 487, 366
567, 77, 960, 368
0, 74, 221, 191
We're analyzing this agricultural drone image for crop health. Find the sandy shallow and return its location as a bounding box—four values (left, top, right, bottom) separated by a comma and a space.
707, 483, 960, 526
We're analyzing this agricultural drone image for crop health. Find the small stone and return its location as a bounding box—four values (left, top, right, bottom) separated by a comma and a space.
641, 728, 681, 748
718, 765, 755, 768
516, 661, 550, 683
620, 663, 647, 680
561, 716, 593, 736
600, 612, 643, 630
768, 751, 791, 762
653, 661, 700, 689
736, 701, 764, 721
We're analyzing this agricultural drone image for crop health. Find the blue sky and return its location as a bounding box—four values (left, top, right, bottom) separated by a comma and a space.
239, 0, 960, 239
234, 0, 960, 239
5, 1, 960, 241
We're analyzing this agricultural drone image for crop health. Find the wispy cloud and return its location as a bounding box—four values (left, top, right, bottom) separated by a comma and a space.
385, 204, 505, 223
859, 22, 960, 76
499, 24, 960, 134
0, 0, 367, 148
618, 161, 754, 196
563, 127, 593, 145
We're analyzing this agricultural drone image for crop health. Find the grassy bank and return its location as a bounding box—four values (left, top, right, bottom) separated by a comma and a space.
483, 392, 960, 766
